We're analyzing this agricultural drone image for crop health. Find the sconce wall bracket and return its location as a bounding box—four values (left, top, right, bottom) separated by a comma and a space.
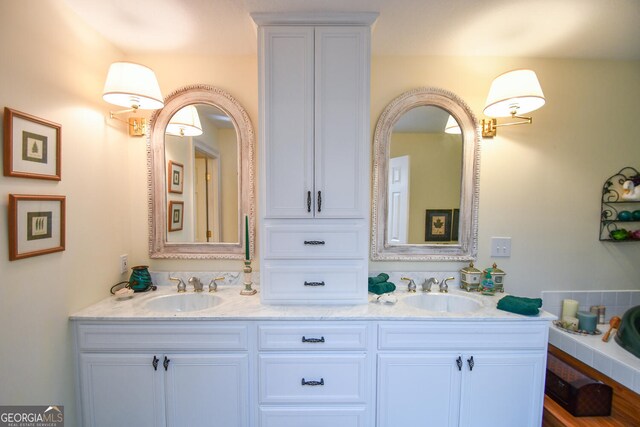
481, 115, 533, 138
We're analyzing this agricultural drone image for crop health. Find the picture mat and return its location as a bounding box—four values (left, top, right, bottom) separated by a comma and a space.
12, 116, 58, 176
16, 199, 61, 254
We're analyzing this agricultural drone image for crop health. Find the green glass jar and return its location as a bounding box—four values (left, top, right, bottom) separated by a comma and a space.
129, 265, 153, 292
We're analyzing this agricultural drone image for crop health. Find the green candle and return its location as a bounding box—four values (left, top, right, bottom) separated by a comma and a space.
245, 215, 250, 261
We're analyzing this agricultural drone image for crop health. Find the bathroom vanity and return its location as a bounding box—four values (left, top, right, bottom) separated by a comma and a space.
71, 286, 553, 427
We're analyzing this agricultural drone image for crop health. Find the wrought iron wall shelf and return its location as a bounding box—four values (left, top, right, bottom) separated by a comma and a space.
600, 167, 640, 241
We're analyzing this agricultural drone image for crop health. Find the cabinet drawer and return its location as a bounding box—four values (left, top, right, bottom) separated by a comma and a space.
264, 223, 365, 259
260, 406, 367, 427
378, 322, 548, 351
76, 322, 249, 351
259, 323, 368, 350
259, 354, 367, 403
261, 261, 366, 304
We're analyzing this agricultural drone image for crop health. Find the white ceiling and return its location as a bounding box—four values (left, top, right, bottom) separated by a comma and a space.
63, 0, 640, 60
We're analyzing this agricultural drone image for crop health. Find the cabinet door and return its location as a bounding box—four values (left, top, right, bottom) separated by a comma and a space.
79, 353, 165, 427
459, 352, 546, 427
165, 354, 249, 427
261, 26, 315, 218
377, 354, 461, 427
314, 26, 369, 218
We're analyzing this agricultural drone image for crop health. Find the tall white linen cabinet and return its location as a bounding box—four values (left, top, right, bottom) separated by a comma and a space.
253, 13, 378, 304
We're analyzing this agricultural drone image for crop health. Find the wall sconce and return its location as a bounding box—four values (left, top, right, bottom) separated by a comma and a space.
102, 62, 164, 136
166, 105, 203, 137
481, 69, 545, 138
444, 115, 462, 134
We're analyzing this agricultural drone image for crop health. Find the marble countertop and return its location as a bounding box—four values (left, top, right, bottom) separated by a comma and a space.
70, 284, 555, 322
548, 324, 640, 394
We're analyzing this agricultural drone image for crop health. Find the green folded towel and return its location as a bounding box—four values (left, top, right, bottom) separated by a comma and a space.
368, 273, 390, 285
368, 281, 396, 295
497, 295, 543, 316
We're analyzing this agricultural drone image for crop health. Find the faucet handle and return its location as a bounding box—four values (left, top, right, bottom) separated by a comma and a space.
440, 276, 454, 293
169, 276, 186, 293
401, 277, 417, 293
208, 276, 224, 292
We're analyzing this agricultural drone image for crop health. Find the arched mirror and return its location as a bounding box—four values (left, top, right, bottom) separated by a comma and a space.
148, 85, 255, 259
371, 87, 480, 261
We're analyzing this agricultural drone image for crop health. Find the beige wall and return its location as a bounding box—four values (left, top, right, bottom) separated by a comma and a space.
0, 1, 128, 424
371, 56, 640, 297
1, 3, 639, 426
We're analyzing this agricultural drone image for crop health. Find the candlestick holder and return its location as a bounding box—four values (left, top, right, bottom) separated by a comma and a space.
241, 260, 257, 295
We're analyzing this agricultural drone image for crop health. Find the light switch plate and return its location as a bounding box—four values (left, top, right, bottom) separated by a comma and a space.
490, 237, 511, 257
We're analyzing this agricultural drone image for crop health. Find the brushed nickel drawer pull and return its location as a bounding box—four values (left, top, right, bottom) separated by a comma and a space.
301, 336, 325, 343
304, 240, 326, 245
301, 378, 324, 386
304, 281, 325, 287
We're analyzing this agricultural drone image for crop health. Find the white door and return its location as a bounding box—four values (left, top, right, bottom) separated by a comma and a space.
387, 155, 410, 244
165, 354, 249, 427
314, 26, 369, 218
262, 26, 315, 218
377, 354, 461, 427
79, 353, 165, 427
459, 352, 546, 427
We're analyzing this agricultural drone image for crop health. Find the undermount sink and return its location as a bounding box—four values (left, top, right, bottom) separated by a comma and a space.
144, 293, 221, 313
403, 293, 482, 313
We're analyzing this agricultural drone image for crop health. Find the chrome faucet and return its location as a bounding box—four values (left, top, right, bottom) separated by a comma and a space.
422, 277, 439, 292
208, 276, 224, 293
440, 276, 454, 293
188, 277, 204, 292
169, 276, 186, 293
401, 277, 417, 293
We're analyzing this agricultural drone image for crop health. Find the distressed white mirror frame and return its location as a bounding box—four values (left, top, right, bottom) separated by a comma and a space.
371, 87, 480, 261
148, 84, 255, 259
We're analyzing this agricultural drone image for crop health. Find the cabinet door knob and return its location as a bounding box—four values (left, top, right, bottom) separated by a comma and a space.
163, 356, 170, 371
304, 281, 325, 287
467, 356, 474, 371
152, 355, 159, 371
301, 378, 324, 386
307, 191, 311, 213
317, 191, 322, 212
301, 336, 325, 343
456, 356, 462, 371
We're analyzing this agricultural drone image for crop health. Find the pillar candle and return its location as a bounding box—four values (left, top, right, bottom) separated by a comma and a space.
245, 215, 250, 261
577, 311, 597, 332
562, 299, 579, 319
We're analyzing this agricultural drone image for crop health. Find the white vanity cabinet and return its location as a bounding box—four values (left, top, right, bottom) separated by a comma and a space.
377, 322, 548, 427
254, 14, 376, 305
74, 322, 250, 427
257, 322, 374, 427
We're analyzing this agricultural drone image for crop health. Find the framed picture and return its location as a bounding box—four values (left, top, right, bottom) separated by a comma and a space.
425, 209, 452, 242
4, 108, 61, 180
452, 208, 460, 241
168, 201, 184, 232
8, 194, 66, 260
168, 161, 184, 194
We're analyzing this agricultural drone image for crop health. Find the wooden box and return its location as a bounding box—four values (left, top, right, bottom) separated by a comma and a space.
545, 353, 613, 417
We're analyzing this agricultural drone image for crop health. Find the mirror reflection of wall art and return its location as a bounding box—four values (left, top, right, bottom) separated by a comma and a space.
168, 201, 184, 232
167, 161, 184, 194
8, 194, 66, 260
3, 108, 61, 180
425, 209, 452, 242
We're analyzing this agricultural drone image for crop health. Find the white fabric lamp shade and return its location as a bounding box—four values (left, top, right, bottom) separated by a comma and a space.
166, 105, 203, 137
102, 62, 164, 110
444, 115, 462, 134
483, 69, 545, 118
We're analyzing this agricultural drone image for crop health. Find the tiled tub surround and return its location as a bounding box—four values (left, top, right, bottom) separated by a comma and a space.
541, 290, 640, 323
542, 290, 640, 395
